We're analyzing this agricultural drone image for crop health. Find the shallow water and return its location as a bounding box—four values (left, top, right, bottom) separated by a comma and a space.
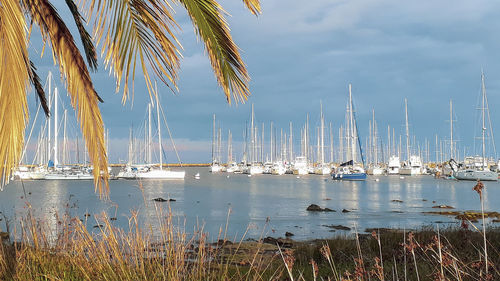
1, 168, 498, 240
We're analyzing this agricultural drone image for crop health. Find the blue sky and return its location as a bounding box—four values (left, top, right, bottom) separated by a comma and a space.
25, 0, 500, 163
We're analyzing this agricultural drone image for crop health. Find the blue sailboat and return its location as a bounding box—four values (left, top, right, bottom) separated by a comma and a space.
332, 84, 367, 181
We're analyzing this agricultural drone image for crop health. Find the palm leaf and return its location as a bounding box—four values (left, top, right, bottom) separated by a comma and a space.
178, 0, 251, 104
23, 0, 109, 197
82, 0, 181, 102
0, 0, 30, 189
29, 60, 50, 117
242, 0, 261, 16
65, 0, 98, 71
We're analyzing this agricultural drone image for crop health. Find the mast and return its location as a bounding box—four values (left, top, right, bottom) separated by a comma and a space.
270, 122, 273, 163
156, 91, 162, 169
212, 114, 216, 164
405, 98, 410, 161
481, 71, 486, 169
320, 102, 325, 164
329, 122, 334, 163
63, 109, 67, 165
450, 99, 454, 160
54, 87, 59, 166
47, 72, 52, 165
250, 104, 255, 163
289, 122, 293, 162
227, 129, 232, 163
148, 103, 152, 164
349, 84, 356, 163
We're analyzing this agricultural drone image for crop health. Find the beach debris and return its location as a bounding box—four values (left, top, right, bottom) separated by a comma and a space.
306, 204, 335, 212
391, 199, 403, 203
285, 232, 294, 237
432, 205, 454, 209
342, 209, 351, 213
323, 224, 351, 231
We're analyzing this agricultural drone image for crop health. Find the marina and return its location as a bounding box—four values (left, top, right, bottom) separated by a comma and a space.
3, 168, 500, 241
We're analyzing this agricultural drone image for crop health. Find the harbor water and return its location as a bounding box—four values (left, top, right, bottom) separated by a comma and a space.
1, 167, 498, 241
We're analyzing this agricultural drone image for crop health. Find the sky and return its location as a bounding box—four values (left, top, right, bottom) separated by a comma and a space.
24, 0, 500, 164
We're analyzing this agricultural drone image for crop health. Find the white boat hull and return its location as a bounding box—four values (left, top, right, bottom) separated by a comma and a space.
136, 169, 185, 179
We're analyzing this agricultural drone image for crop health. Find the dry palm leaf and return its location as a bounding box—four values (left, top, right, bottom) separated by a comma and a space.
0, 0, 30, 189
23, 0, 109, 197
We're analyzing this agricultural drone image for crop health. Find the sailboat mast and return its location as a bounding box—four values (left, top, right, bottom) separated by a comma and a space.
349, 84, 356, 163
251, 104, 255, 163
148, 103, 152, 164
54, 87, 59, 166
212, 114, 215, 164
481, 71, 486, 169
450, 99, 454, 160
320, 102, 325, 164
63, 109, 67, 165
47, 72, 52, 165
405, 98, 410, 161
156, 92, 162, 170
270, 122, 273, 163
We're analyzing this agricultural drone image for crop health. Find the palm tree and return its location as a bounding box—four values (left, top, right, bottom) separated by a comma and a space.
0, 0, 261, 197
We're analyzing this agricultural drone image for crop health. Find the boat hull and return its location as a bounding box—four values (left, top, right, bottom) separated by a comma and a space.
332, 173, 367, 181
454, 170, 498, 181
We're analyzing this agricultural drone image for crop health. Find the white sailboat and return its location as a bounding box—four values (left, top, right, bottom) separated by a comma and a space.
454, 71, 497, 181
332, 84, 367, 180
366, 109, 385, 175
399, 99, 423, 176
314, 102, 332, 175
135, 93, 185, 180
244, 104, 263, 175
210, 114, 224, 173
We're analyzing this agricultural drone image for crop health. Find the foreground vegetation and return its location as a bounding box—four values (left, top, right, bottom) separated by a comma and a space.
1, 208, 499, 281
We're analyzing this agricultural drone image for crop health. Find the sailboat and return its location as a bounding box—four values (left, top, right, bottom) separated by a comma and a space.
210, 114, 224, 173
332, 84, 367, 180
454, 71, 497, 181
244, 104, 264, 175
119, 89, 185, 180
399, 99, 423, 176
314, 102, 332, 175
366, 109, 385, 175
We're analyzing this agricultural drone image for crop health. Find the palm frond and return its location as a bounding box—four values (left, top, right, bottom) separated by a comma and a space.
0, 0, 30, 189
82, 0, 181, 103
23, 0, 109, 197
177, 0, 251, 104
65, 0, 98, 71
242, 0, 261, 16
29, 60, 50, 117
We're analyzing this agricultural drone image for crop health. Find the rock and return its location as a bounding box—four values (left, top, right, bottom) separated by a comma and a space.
422, 199, 428, 202
323, 224, 351, 231
342, 209, 351, 213
263, 237, 293, 248
110, 217, 117, 221
93, 224, 104, 228
169, 199, 176, 202
391, 199, 403, 203
153, 197, 168, 202
285, 232, 294, 237
432, 205, 454, 209
84, 213, 91, 217
306, 204, 335, 212
324, 198, 332, 201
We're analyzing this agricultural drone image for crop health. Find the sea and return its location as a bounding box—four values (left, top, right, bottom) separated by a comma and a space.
1, 168, 498, 241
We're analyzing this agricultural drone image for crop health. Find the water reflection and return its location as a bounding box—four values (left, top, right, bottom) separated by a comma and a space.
2, 169, 500, 241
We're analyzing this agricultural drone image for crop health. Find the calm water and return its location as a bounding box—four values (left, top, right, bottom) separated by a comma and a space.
1, 168, 498, 240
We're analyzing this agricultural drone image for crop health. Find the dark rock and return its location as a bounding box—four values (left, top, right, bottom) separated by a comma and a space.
169, 199, 176, 202
110, 217, 117, 221
285, 232, 294, 237
391, 199, 403, 203
422, 199, 428, 201
323, 224, 351, 231
306, 204, 335, 212
263, 237, 293, 248
342, 209, 351, 213
153, 197, 168, 202
93, 224, 104, 228
84, 213, 91, 217
432, 201, 436, 203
